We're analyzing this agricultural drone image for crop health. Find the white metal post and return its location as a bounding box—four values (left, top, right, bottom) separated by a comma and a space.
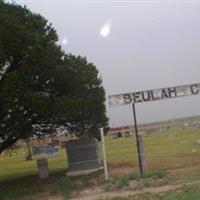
100, 128, 109, 181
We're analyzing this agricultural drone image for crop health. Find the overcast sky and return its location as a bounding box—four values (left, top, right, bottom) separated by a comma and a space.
14, 0, 200, 127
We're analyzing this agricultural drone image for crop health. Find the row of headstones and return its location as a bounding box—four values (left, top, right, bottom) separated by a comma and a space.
37, 138, 100, 179
112, 131, 132, 139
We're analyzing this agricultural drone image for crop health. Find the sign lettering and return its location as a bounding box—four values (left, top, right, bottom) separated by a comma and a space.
109, 83, 200, 106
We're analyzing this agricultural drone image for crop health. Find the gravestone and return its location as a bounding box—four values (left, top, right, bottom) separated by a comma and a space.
32, 145, 59, 158
37, 158, 49, 179
65, 138, 100, 172
117, 132, 122, 137
125, 131, 131, 137
112, 132, 119, 139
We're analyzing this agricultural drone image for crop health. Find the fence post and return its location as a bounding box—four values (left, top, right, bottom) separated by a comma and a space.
100, 128, 109, 181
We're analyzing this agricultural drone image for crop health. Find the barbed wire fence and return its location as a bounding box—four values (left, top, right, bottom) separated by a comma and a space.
102, 126, 200, 176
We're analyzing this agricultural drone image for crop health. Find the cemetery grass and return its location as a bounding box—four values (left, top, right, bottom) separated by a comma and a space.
1, 127, 200, 199
1, 127, 200, 181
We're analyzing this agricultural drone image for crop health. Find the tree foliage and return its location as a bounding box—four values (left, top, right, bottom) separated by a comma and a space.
0, 1, 108, 153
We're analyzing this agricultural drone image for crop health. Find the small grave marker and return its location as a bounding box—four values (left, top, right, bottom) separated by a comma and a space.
37, 158, 49, 179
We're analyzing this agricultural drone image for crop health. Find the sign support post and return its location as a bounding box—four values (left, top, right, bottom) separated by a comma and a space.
100, 128, 109, 181
132, 103, 145, 175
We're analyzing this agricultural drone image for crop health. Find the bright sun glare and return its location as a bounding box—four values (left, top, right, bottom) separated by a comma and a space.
100, 21, 111, 37
62, 38, 68, 45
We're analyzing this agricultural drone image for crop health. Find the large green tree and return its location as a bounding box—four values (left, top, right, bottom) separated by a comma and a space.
0, 1, 108, 154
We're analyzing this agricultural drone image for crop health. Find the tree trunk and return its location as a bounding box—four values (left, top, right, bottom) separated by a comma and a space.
25, 138, 32, 160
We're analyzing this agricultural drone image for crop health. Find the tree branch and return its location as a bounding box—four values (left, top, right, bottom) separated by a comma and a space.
0, 136, 19, 154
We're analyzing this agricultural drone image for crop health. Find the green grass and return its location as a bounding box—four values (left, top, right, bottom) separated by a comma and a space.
105, 127, 200, 163
0, 185, 43, 200
0, 171, 101, 200
161, 185, 200, 200
0, 148, 67, 181
1, 127, 200, 181
101, 170, 168, 191
103, 127, 200, 176
51, 175, 92, 199
141, 185, 200, 200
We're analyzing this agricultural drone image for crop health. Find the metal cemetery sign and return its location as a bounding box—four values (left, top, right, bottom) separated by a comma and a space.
109, 83, 200, 106
109, 82, 200, 175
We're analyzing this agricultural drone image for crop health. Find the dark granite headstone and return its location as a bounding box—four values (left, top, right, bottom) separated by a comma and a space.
37, 158, 49, 179
65, 138, 100, 172
112, 132, 122, 139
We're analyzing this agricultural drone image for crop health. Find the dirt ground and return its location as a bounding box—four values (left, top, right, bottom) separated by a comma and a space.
16, 165, 200, 200
71, 181, 200, 200
19, 180, 200, 200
